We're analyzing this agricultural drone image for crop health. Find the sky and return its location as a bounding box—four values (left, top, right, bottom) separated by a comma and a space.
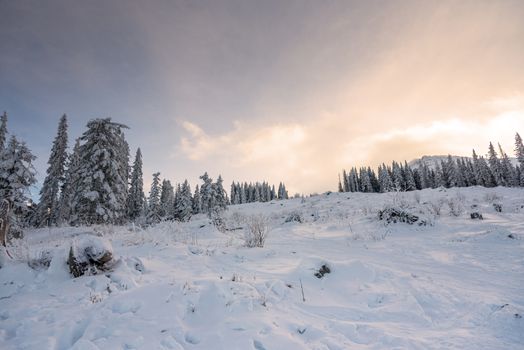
1, 0, 523, 196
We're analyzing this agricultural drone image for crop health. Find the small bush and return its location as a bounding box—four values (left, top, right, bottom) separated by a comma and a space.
244, 215, 270, 248
427, 198, 445, 216
493, 203, 502, 213
378, 207, 420, 225
447, 196, 465, 217
285, 211, 303, 223
470, 212, 483, 220
314, 264, 331, 279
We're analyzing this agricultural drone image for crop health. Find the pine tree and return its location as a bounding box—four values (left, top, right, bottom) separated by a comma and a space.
192, 184, 201, 214
35, 114, 68, 226
159, 179, 175, 219
175, 180, 193, 221
71, 118, 129, 225
515, 133, 524, 185
498, 144, 517, 186
0, 112, 7, 151
57, 138, 81, 224
0, 136, 37, 229
378, 164, 393, 192
403, 161, 416, 191
127, 148, 145, 221
199, 172, 213, 215
147, 172, 162, 224
213, 175, 227, 211
488, 142, 504, 186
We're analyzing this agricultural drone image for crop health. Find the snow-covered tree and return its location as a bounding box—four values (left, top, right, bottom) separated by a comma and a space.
71, 118, 129, 225
192, 184, 201, 214
127, 148, 145, 221
488, 142, 504, 186
159, 179, 175, 219
199, 172, 213, 215
147, 172, 162, 224
515, 133, 524, 185
35, 114, 68, 226
57, 138, 80, 224
213, 175, 228, 211
0, 111, 7, 151
0, 136, 37, 228
175, 180, 193, 221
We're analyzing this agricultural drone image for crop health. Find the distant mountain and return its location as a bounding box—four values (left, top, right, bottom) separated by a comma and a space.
408, 155, 518, 169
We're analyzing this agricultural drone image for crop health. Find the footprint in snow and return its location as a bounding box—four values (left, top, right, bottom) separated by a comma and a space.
253, 340, 267, 350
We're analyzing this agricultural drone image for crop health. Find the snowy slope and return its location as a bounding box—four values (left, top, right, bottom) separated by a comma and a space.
1, 187, 523, 349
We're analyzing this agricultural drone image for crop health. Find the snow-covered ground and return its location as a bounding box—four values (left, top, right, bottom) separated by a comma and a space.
1, 187, 523, 349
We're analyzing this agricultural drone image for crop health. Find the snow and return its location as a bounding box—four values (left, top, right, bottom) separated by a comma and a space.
1, 186, 523, 349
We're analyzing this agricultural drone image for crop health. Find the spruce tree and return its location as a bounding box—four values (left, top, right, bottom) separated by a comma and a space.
0, 136, 37, 229
147, 172, 162, 224
488, 142, 504, 186
35, 114, 68, 226
0, 111, 7, 151
57, 138, 81, 224
199, 172, 213, 215
71, 118, 129, 225
192, 184, 201, 214
127, 148, 145, 221
175, 180, 193, 221
159, 179, 175, 219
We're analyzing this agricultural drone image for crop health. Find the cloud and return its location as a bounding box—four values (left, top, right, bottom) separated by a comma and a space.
178, 97, 524, 194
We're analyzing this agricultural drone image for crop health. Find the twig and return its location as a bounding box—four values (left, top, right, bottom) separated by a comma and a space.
299, 278, 306, 302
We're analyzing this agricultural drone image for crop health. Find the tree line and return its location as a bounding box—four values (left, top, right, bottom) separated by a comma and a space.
338, 133, 524, 193
0, 113, 290, 232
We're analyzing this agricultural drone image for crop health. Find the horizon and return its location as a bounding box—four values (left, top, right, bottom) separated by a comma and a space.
1, 0, 523, 195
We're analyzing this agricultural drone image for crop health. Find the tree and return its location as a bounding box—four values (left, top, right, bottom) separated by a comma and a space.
0, 112, 7, 151
199, 172, 213, 215
127, 148, 145, 221
159, 179, 175, 219
147, 172, 162, 224
488, 142, 504, 186
174, 180, 193, 221
192, 184, 201, 214
35, 114, 68, 226
0, 136, 37, 230
515, 133, 524, 185
57, 138, 81, 224
71, 118, 129, 225
213, 175, 228, 211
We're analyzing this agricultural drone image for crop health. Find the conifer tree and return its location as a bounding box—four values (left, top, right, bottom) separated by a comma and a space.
35, 114, 68, 226
199, 172, 213, 215
159, 179, 175, 219
127, 148, 145, 221
0, 112, 7, 151
70, 118, 129, 225
57, 138, 81, 224
192, 184, 201, 214
488, 142, 504, 186
0, 136, 37, 228
175, 180, 193, 221
147, 172, 162, 224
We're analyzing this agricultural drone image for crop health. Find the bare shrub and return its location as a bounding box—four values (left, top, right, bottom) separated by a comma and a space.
484, 192, 503, 203
427, 198, 445, 216
244, 215, 270, 248
285, 211, 303, 223
447, 194, 465, 217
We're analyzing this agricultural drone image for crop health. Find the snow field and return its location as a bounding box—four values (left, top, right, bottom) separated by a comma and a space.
1, 186, 523, 349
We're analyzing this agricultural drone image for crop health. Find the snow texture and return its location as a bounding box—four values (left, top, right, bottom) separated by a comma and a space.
0, 186, 523, 349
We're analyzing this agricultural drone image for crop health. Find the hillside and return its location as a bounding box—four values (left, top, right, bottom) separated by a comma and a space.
1, 187, 523, 349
